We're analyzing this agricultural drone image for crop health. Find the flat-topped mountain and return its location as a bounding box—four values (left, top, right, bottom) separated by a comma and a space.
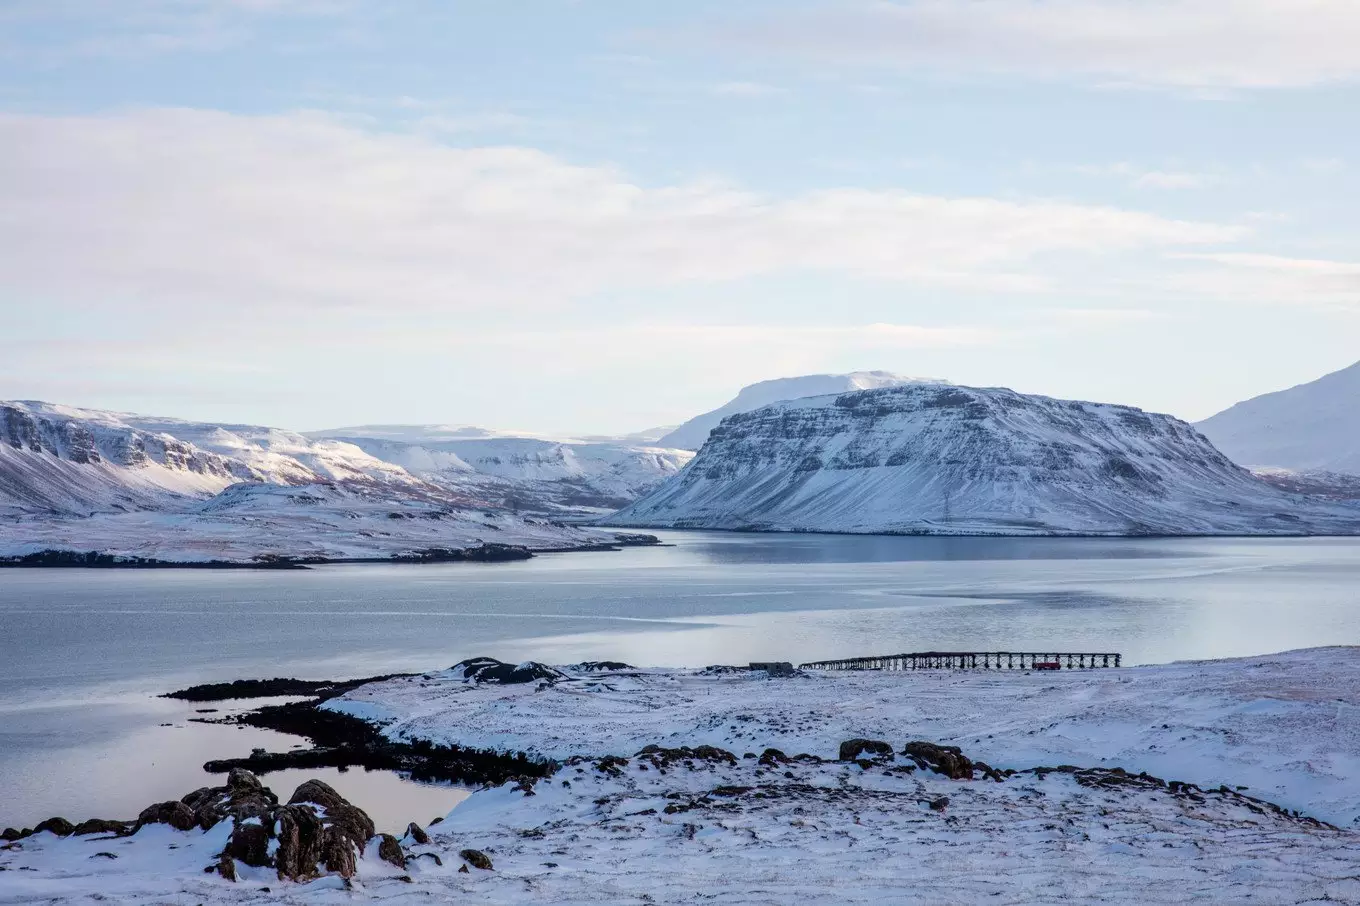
656, 371, 939, 451
610, 383, 1360, 536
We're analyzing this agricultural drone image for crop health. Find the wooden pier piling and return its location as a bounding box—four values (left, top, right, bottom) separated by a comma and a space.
799, 651, 1121, 671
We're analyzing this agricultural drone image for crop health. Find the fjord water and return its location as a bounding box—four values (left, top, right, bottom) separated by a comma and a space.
3, 530, 1360, 828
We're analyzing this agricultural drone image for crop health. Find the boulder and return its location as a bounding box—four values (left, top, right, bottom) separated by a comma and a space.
287, 779, 374, 850
459, 848, 494, 870
225, 818, 273, 867
376, 834, 406, 869
71, 819, 130, 837
839, 739, 893, 762
136, 800, 196, 832
1, 828, 25, 842
405, 822, 430, 845
902, 741, 975, 780
33, 817, 74, 837
183, 769, 278, 830
216, 852, 238, 882
273, 804, 327, 882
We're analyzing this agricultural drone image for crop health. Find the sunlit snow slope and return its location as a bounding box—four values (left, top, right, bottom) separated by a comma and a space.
610, 383, 1360, 536
1197, 359, 1360, 474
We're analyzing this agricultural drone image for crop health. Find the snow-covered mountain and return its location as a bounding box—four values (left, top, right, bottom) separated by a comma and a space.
1196, 360, 1360, 475
0, 401, 672, 562
313, 432, 692, 511
609, 383, 1360, 536
656, 371, 938, 451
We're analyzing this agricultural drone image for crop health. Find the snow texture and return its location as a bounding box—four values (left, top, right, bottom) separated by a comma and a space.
611, 382, 1360, 536
1197, 359, 1360, 474
656, 371, 935, 451
6, 649, 1360, 903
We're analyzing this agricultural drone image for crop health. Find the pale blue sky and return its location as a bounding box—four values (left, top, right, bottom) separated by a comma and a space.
1, 1, 1356, 434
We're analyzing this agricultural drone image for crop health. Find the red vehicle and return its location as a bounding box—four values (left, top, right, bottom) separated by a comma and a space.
1034, 661, 1062, 671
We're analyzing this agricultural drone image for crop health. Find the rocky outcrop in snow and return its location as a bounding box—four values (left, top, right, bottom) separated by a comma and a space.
609, 382, 1360, 536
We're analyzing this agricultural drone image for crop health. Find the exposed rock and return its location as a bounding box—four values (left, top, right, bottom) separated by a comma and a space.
902, 741, 975, 780
32, 817, 74, 837
288, 779, 375, 848
216, 852, 238, 882
376, 834, 406, 869
2, 828, 25, 842
636, 744, 739, 768
929, 796, 950, 812
405, 822, 430, 845
572, 661, 636, 672
225, 818, 272, 867
839, 739, 894, 762
450, 657, 568, 685
758, 748, 791, 767
460, 848, 494, 870
183, 768, 279, 830
135, 800, 197, 832
273, 804, 327, 882
71, 819, 130, 837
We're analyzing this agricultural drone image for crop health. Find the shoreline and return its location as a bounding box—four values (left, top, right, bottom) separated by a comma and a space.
0, 533, 662, 570
5, 649, 1359, 902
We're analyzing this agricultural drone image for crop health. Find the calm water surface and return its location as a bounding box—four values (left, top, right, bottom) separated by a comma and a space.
3, 530, 1359, 827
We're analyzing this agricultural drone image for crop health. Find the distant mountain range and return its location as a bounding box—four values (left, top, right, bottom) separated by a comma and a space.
610, 382, 1360, 536
0, 401, 688, 562
3, 361, 1357, 558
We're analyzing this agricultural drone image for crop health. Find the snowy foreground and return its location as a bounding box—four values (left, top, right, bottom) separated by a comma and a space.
6, 649, 1360, 904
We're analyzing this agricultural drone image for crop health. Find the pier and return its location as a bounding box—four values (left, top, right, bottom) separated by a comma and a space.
799, 651, 1122, 671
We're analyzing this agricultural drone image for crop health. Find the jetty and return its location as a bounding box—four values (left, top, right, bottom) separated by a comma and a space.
800, 651, 1122, 671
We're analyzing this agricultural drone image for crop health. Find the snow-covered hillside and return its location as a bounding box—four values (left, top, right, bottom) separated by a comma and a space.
310, 427, 693, 512
0, 401, 658, 562
1197, 359, 1360, 474
610, 382, 1360, 536
656, 371, 936, 451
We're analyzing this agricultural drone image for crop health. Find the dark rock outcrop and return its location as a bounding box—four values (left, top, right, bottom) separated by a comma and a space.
32, 817, 75, 837
460, 848, 494, 870
71, 819, 130, 837
404, 822, 430, 845
902, 741, 975, 780
135, 800, 197, 832
839, 739, 894, 762
450, 657, 568, 685
376, 834, 406, 869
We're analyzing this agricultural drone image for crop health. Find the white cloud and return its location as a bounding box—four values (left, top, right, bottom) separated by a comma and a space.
718, 1, 1360, 90
1170, 252, 1360, 305
1077, 162, 1212, 189
0, 108, 1246, 316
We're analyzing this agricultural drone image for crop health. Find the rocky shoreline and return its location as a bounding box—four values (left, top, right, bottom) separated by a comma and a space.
0, 533, 661, 569
6, 650, 1360, 902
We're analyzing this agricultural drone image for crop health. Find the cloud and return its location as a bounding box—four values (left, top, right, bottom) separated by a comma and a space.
0, 108, 1246, 316
1170, 252, 1360, 305
715, 1, 1360, 90
1077, 162, 1212, 189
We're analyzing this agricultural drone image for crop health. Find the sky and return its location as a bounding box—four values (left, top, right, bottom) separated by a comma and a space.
0, 0, 1357, 435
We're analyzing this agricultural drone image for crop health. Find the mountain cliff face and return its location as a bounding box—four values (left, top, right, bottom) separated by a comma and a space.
1196, 360, 1360, 475
610, 383, 1360, 536
656, 371, 937, 451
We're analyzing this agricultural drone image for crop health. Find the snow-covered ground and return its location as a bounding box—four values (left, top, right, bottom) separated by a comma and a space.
329, 648, 1360, 827
5, 649, 1360, 903
0, 482, 622, 562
